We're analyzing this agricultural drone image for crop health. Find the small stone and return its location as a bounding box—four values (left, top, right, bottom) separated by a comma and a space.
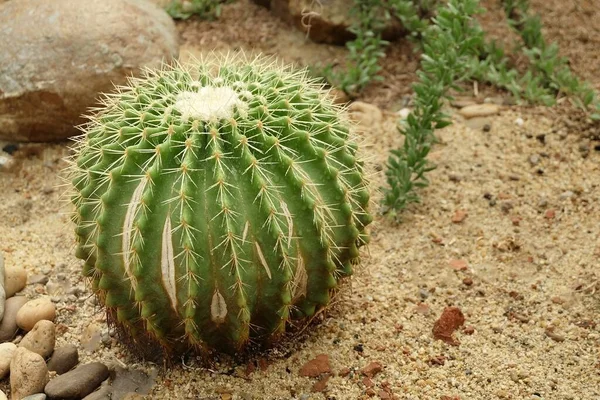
514, 117, 524, 126
451, 210, 468, 223
19, 320, 55, 358
414, 303, 431, 315
500, 201, 514, 214
0, 342, 17, 379
4, 264, 27, 298
46, 344, 79, 375
559, 191, 574, 200
0, 253, 5, 322
432, 307, 465, 346
0, 389, 6, 400
361, 361, 383, 378
545, 209, 556, 219
10, 347, 49, 400
16, 297, 56, 331
311, 374, 330, 392
21, 395, 46, 400
397, 108, 411, 119
463, 326, 475, 335
44, 362, 109, 399
448, 259, 468, 271
462, 277, 473, 286
528, 154, 540, 166
545, 328, 565, 342
80, 323, 102, 352
299, 354, 331, 378
458, 104, 500, 119
0, 296, 29, 341
28, 275, 49, 286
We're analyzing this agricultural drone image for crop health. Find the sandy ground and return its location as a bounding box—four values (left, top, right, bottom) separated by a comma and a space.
1, 1, 600, 399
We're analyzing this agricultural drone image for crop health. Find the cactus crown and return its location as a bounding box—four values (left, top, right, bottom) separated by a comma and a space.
67, 54, 372, 354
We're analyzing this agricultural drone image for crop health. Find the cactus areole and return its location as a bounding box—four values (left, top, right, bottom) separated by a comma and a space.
69, 55, 372, 354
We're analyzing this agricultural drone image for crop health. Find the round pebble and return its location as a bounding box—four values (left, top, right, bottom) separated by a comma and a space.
10, 347, 49, 399
47, 344, 79, 375
0, 252, 5, 322
21, 394, 47, 400
19, 320, 55, 358
16, 297, 56, 332
44, 362, 109, 399
4, 264, 27, 298
0, 296, 29, 341
0, 342, 17, 379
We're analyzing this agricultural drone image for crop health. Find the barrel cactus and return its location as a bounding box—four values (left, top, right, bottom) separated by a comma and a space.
68, 54, 372, 354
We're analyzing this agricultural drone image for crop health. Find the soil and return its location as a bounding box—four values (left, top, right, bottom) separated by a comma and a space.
1, 0, 599, 399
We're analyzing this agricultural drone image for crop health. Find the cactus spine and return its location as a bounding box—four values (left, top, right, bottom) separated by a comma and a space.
68, 54, 372, 354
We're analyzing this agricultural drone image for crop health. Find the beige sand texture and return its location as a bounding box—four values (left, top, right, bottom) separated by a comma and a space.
1, 1, 599, 399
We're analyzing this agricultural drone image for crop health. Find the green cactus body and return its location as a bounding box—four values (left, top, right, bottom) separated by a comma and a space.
69, 54, 372, 353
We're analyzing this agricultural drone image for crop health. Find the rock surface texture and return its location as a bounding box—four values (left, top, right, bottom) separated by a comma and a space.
252, 0, 407, 44
0, 0, 179, 142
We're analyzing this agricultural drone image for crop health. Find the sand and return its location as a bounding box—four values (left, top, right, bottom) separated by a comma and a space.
1, 1, 599, 399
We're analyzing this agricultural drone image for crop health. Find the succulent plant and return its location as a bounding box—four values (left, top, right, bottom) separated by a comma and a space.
67, 54, 372, 354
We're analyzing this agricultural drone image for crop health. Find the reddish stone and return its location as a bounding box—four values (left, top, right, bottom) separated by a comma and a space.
449, 259, 468, 271
433, 307, 465, 346
452, 210, 468, 223
545, 209, 556, 219
338, 367, 351, 377
361, 361, 383, 378
362, 376, 374, 387
511, 216, 521, 226
429, 355, 446, 366
463, 326, 475, 335
311, 374, 331, 392
462, 277, 473, 286
299, 354, 331, 377
415, 303, 431, 315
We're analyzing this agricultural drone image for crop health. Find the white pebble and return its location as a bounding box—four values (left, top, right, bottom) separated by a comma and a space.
515, 117, 524, 126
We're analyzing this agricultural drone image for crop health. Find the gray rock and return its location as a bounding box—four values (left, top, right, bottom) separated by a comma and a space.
44, 362, 109, 399
0, 296, 28, 341
47, 344, 79, 374
253, 0, 409, 44
10, 347, 49, 400
22, 394, 47, 400
0, 252, 5, 322
81, 365, 157, 400
27, 275, 49, 286
18, 320, 55, 358
0, 0, 179, 142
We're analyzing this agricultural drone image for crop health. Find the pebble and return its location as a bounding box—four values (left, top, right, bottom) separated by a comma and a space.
397, 108, 411, 119
528, 154, 540, 166
27, 275, 49, 286
16, 297, 56, 332
0, 342, 17, 378
433, 307, 465, 346
47, 344, 79, 374
44, 362, 109, 399
361, 361, 383, 378
0, 252, 5, 322
21, 395, 46, 400
458, 104, 499, 119
0, 296, 29, 341
80, 323, 102, 352
4, 264, 27, 298
19, 320, 55, 358
515, 117, 524, 126
298, 354, 331, 378
0, 390, 6, 400
10, 347, 49, 400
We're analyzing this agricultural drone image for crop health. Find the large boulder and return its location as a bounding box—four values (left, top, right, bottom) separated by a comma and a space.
0, 0, 179, 142
253, 0, 408, 45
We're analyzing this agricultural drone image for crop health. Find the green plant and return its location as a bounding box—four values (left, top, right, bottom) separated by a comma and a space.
501, 0, 600, 118
166, 0, 227, 20
321, 0, 391, 97
383, 0, 484, 214
67, 54, 372, 354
